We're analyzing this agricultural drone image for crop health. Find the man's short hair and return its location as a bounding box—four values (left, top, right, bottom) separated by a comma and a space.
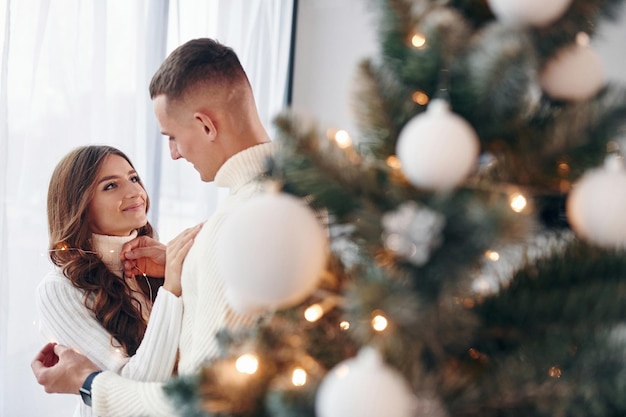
149, 38, 249, 101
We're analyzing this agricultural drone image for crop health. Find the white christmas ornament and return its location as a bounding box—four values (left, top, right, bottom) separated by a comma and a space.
487, 0, 572, 27
566, 159, 626, 247
396, 99, 479, 191
218, 192, 328, 314
315, 347, 416, 417
540, 43, 604, 102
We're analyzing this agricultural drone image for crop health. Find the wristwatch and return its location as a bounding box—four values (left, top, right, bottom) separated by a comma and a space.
79, 370, 103, 407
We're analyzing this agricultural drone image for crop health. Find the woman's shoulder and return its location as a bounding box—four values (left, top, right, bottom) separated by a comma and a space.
37, 268, 83, 298
40, 268, 69, 284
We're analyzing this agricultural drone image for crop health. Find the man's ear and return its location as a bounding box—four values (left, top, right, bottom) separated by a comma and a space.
194, 112, 217, 141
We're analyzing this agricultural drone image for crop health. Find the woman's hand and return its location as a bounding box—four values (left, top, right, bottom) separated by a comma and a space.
163, 223, 204, 296
121, 236, 167, 278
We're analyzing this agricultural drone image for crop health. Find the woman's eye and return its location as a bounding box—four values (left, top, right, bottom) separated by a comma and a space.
104, 182, 116, 191
131, 175, 140, 183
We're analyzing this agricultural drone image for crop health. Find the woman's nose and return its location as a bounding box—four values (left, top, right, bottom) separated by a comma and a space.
125, 181, 143, 198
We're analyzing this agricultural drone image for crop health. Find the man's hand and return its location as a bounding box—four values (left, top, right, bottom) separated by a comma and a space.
31, 343, 99, 394
121, 235, 167, 278
164, 223, 204, 296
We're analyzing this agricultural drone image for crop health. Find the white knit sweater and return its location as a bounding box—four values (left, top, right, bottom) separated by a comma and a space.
36, 232, 183, 417
92, 142, 274, 416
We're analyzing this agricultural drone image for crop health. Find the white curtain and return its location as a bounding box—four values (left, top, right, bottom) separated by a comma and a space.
0, 0, 294, 415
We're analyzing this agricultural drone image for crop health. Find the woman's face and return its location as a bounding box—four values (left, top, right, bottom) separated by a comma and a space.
87, 154, 148, 236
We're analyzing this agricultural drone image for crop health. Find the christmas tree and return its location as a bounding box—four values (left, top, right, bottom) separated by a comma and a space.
166, 0, 626, 416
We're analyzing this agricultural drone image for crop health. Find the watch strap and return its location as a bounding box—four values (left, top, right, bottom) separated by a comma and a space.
79, 370, 103, 407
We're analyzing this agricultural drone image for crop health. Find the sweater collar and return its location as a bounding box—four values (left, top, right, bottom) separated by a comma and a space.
91, 230, 138, 278
214, 142, 275, 190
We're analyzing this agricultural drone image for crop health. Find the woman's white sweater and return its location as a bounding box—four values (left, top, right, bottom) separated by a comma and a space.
91, 142, 274, 417
36, 231, 183, 417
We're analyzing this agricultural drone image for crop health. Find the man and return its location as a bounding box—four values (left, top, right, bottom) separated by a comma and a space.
31, 38, 274, 416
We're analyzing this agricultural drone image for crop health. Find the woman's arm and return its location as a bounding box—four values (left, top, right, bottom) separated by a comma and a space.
36, 272, 182, 382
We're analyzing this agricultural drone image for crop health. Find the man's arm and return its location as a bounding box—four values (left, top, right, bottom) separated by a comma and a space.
91, 370, 176, 416
31, 343, 176, 416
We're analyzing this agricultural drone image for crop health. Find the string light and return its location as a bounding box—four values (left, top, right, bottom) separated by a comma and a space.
386, 155, 401, 170
339, 321, 350, 330
304, 304, 324, 322
485, 250, 500, 261
334, 129, 352, 149
47, 247, 97, 255
371, 311, 388, 332
303, 295, 343, 322
235, 353, 259, 375
291, 367, 308, 387
509, 193, 527, 213
468, 348, 481, 359
548, 366, 562, 378
557, 161, 570, 176
411, 90, 429, 105
410, 31, 427, 49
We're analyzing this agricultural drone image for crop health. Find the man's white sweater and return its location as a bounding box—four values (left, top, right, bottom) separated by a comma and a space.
92, 142, 274, 416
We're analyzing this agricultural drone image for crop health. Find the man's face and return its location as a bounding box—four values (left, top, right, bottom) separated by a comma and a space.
153, 95, 220, 182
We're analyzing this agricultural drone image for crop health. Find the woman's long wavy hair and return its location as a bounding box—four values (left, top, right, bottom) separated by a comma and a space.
47, 145, 160, 356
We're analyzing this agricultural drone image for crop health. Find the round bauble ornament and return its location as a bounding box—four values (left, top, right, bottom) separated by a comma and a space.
540, 43, 604, 102
487, 0, 572, 27
218, 192, 328, 314
315, 347, 416, 417
395, 99, 479, 191
566, 161, 626, 247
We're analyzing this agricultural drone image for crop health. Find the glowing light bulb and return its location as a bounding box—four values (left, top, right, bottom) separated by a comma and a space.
485, 250, 500, 261
548, 366, 562, 378
304, 304, 324, 322
335, 129, 352, 149
468, 348, 480, 359
236, 353, 259, 375
339, 321, 350, 330
411, 91, 429, 105
386, 155, 401, 170
371, 312, 388, 332
291, 367, 307, 387
411, 32, 427, 48
509, 193, 527, 213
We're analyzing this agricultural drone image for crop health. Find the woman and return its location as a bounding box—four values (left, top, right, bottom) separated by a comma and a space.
36, 145, 199, 417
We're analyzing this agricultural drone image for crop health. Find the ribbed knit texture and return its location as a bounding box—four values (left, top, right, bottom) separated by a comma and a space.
91, 231, 137, 278
36, 232, 183, 417
92, 142, 274, 416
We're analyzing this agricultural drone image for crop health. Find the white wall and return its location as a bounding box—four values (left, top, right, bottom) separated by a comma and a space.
291, 0, 377, 139
292, 0, 626, 135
